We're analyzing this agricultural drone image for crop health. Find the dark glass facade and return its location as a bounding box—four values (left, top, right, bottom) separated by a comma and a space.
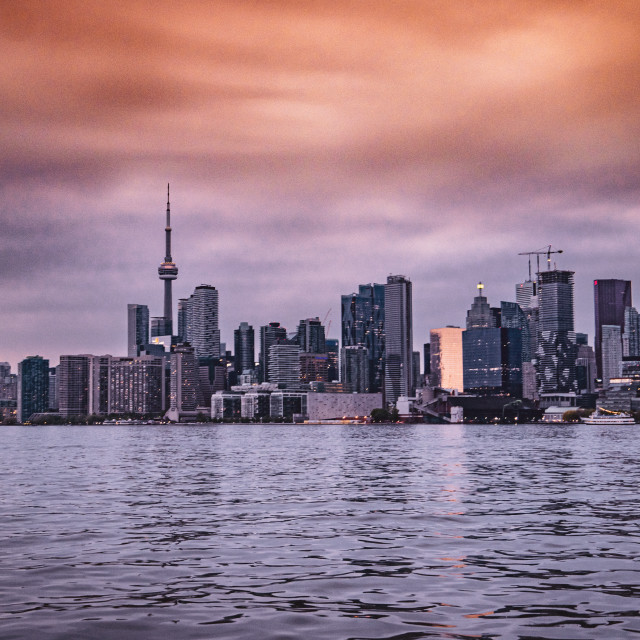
462, 328, 522, 396
537, 270, 577, 393
341, 283, 385, 392
594, 279, 632, 378
234, 322, 255, 376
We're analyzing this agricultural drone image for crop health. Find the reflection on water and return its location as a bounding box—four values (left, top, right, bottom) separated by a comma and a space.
1, 423, 640, 639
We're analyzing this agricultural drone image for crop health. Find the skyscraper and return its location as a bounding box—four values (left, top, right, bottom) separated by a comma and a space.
430, 328, 463, 391
58, 355, 91, 418
466, 283, 497, 329
17, 356, 49, 422
341, 283, 385, 392
296, 318, 326, 353
462, 287, 522, 396
537, 269, 577, 393
234, 322, 255, 376
190, 284, 221, 359
168, 344, 198, 420
384, 275, 413, 404
342, 345, 369, 393
127, 304, 149, 357
623, 306, 640, 357
594, 279, 631, 379
156, 184, 178, 336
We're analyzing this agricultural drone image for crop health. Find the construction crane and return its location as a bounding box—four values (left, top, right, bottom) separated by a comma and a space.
323, 308, 332, 338
518, 245, 563, 280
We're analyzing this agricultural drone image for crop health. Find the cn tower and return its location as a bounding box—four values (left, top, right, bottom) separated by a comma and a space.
158, 184, 178, 335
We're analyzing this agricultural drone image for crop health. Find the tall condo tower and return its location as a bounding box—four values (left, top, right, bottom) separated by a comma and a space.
384, 274, 413, 404
158, 184, 178, 335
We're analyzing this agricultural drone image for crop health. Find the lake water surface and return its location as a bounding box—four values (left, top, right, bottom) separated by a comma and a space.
1, 423, 639, 639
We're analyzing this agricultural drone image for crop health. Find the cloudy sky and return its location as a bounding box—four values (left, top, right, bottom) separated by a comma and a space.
2, 0, 639, 369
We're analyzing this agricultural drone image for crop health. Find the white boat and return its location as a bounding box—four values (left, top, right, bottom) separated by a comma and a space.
582, 408, 635, 425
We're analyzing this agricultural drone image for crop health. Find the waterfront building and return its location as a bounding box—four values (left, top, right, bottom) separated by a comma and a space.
17, 356, 49, 422
234, 322, 255, 376
601, 325, 623, 388
268, 341, 301, 388
296, 318, 326, 353
594, 279, 631, 379
341, 283, 385, 392
190, 284, 221, 359
270, 391, 307, 420
430, 328, 463, 391
156, 184, 179, 336
211, 392, 242, 421
384, 275, 413, 404
341, 345, 369, 393
127, 304, 149, 357
306, 392, 382, 421
48, 367, 58, 411
536, 269, 577, 393
462, 328, 522, 396
260, 322, 287, 382
240, 391, 272, 420
168, 344, 198, 420
108, 356, 165, 415
58, 355, 91, 417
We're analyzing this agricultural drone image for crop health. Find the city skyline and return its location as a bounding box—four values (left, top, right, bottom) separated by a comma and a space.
2, 2, 639, 369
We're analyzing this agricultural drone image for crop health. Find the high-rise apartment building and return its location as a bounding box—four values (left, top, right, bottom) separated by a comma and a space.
268, 341, 301, 388
58, 355, 91, 417
384, 275, 413, 404
341, 283, 385, 392
594, 279, 631, 379
190, 284, 221, 359
260, 322, 287, 382
234, 322, 255, 376
537, 269, 577, 393
430, 328, 463, 391
109, 356, 165, 414
127, 304, 149, 357
17, 356, 49, 422
296, 318, 326, 353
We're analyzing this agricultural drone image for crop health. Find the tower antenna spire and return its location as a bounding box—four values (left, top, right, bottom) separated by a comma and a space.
158, 183, 178, 335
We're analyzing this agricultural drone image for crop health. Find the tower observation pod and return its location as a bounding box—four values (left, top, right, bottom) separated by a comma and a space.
158, 183, 178, 334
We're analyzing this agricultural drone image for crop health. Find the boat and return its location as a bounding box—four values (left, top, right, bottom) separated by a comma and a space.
582, 408, 636, 425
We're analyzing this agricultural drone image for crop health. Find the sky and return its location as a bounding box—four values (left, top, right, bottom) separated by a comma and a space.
2, 0, 640, 370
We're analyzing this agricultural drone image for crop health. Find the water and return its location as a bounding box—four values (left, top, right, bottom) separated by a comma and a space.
1, 423, 639, 639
